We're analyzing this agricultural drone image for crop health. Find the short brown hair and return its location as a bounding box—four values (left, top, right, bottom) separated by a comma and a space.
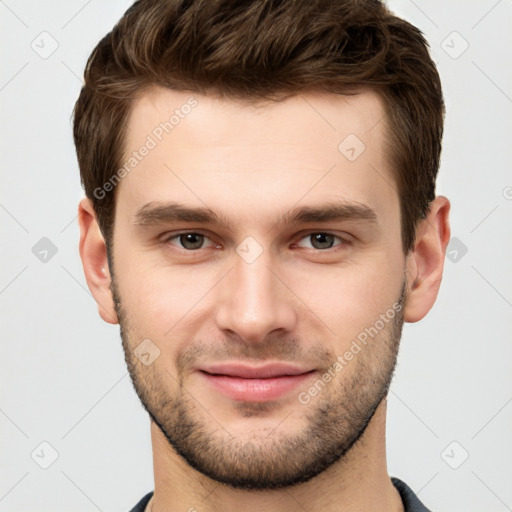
73, 0, 444, 255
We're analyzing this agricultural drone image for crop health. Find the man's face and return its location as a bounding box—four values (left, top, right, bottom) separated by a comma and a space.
110, 87, 408, 489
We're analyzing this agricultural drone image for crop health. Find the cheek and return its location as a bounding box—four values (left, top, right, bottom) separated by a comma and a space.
295, 255, 403, 342
116, 257, 217, 339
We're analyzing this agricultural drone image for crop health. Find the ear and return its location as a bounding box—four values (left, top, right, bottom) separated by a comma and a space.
78, 197, 118, 324
404, 196, 451, 323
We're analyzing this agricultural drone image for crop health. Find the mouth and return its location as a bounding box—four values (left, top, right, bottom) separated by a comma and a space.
197, 363, 316, 402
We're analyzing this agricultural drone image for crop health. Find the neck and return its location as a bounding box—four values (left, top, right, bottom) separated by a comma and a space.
149, 398, 403, 512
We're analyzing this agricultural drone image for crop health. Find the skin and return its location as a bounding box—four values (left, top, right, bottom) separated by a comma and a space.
79, 86, 450, 512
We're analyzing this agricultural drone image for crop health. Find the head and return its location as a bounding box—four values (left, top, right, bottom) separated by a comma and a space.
76, 0, 450, 491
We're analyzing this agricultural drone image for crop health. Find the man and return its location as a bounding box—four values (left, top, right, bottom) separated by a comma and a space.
74, 0, 450, 510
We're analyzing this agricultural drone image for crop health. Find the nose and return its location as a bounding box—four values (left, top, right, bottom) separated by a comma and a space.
214, 248, 298, 344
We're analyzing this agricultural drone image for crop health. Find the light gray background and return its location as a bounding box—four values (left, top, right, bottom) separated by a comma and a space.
1, 1, 511, 510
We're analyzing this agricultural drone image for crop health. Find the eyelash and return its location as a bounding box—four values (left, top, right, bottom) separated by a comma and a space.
160, 230, 353, 253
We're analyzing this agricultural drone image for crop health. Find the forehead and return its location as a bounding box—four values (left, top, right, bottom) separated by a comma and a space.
117, 86, 397, 228
126, 86, 388, 153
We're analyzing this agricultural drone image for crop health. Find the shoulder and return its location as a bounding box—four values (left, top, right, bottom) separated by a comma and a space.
128, 491, 154, 512
391, 477, 432, 512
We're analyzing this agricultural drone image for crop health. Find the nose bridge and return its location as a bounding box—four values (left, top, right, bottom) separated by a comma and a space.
214, 244, 297, 342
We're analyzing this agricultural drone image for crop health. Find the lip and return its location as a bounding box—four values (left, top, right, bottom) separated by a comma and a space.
198, 363, 316, 402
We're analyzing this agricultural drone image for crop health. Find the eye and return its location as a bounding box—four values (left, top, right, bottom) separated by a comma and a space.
164, 232, 218, 251
295, 232, 351, 250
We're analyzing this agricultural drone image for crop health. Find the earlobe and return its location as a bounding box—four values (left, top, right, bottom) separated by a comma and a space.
404, 196, 451, 323
78, 197, 118, 324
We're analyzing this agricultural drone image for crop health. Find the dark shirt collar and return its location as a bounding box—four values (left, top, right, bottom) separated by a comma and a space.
129, 477, 432, 512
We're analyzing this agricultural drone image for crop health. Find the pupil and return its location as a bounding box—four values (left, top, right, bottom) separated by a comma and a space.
312, 233, 333, 249
181, 233, 203, 249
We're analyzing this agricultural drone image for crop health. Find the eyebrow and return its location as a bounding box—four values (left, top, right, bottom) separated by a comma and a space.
133, 201, 378, 229
276, 202, 378, 228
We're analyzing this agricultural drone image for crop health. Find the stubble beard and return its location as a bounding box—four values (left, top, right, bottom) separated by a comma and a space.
112, 274, 407, 490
